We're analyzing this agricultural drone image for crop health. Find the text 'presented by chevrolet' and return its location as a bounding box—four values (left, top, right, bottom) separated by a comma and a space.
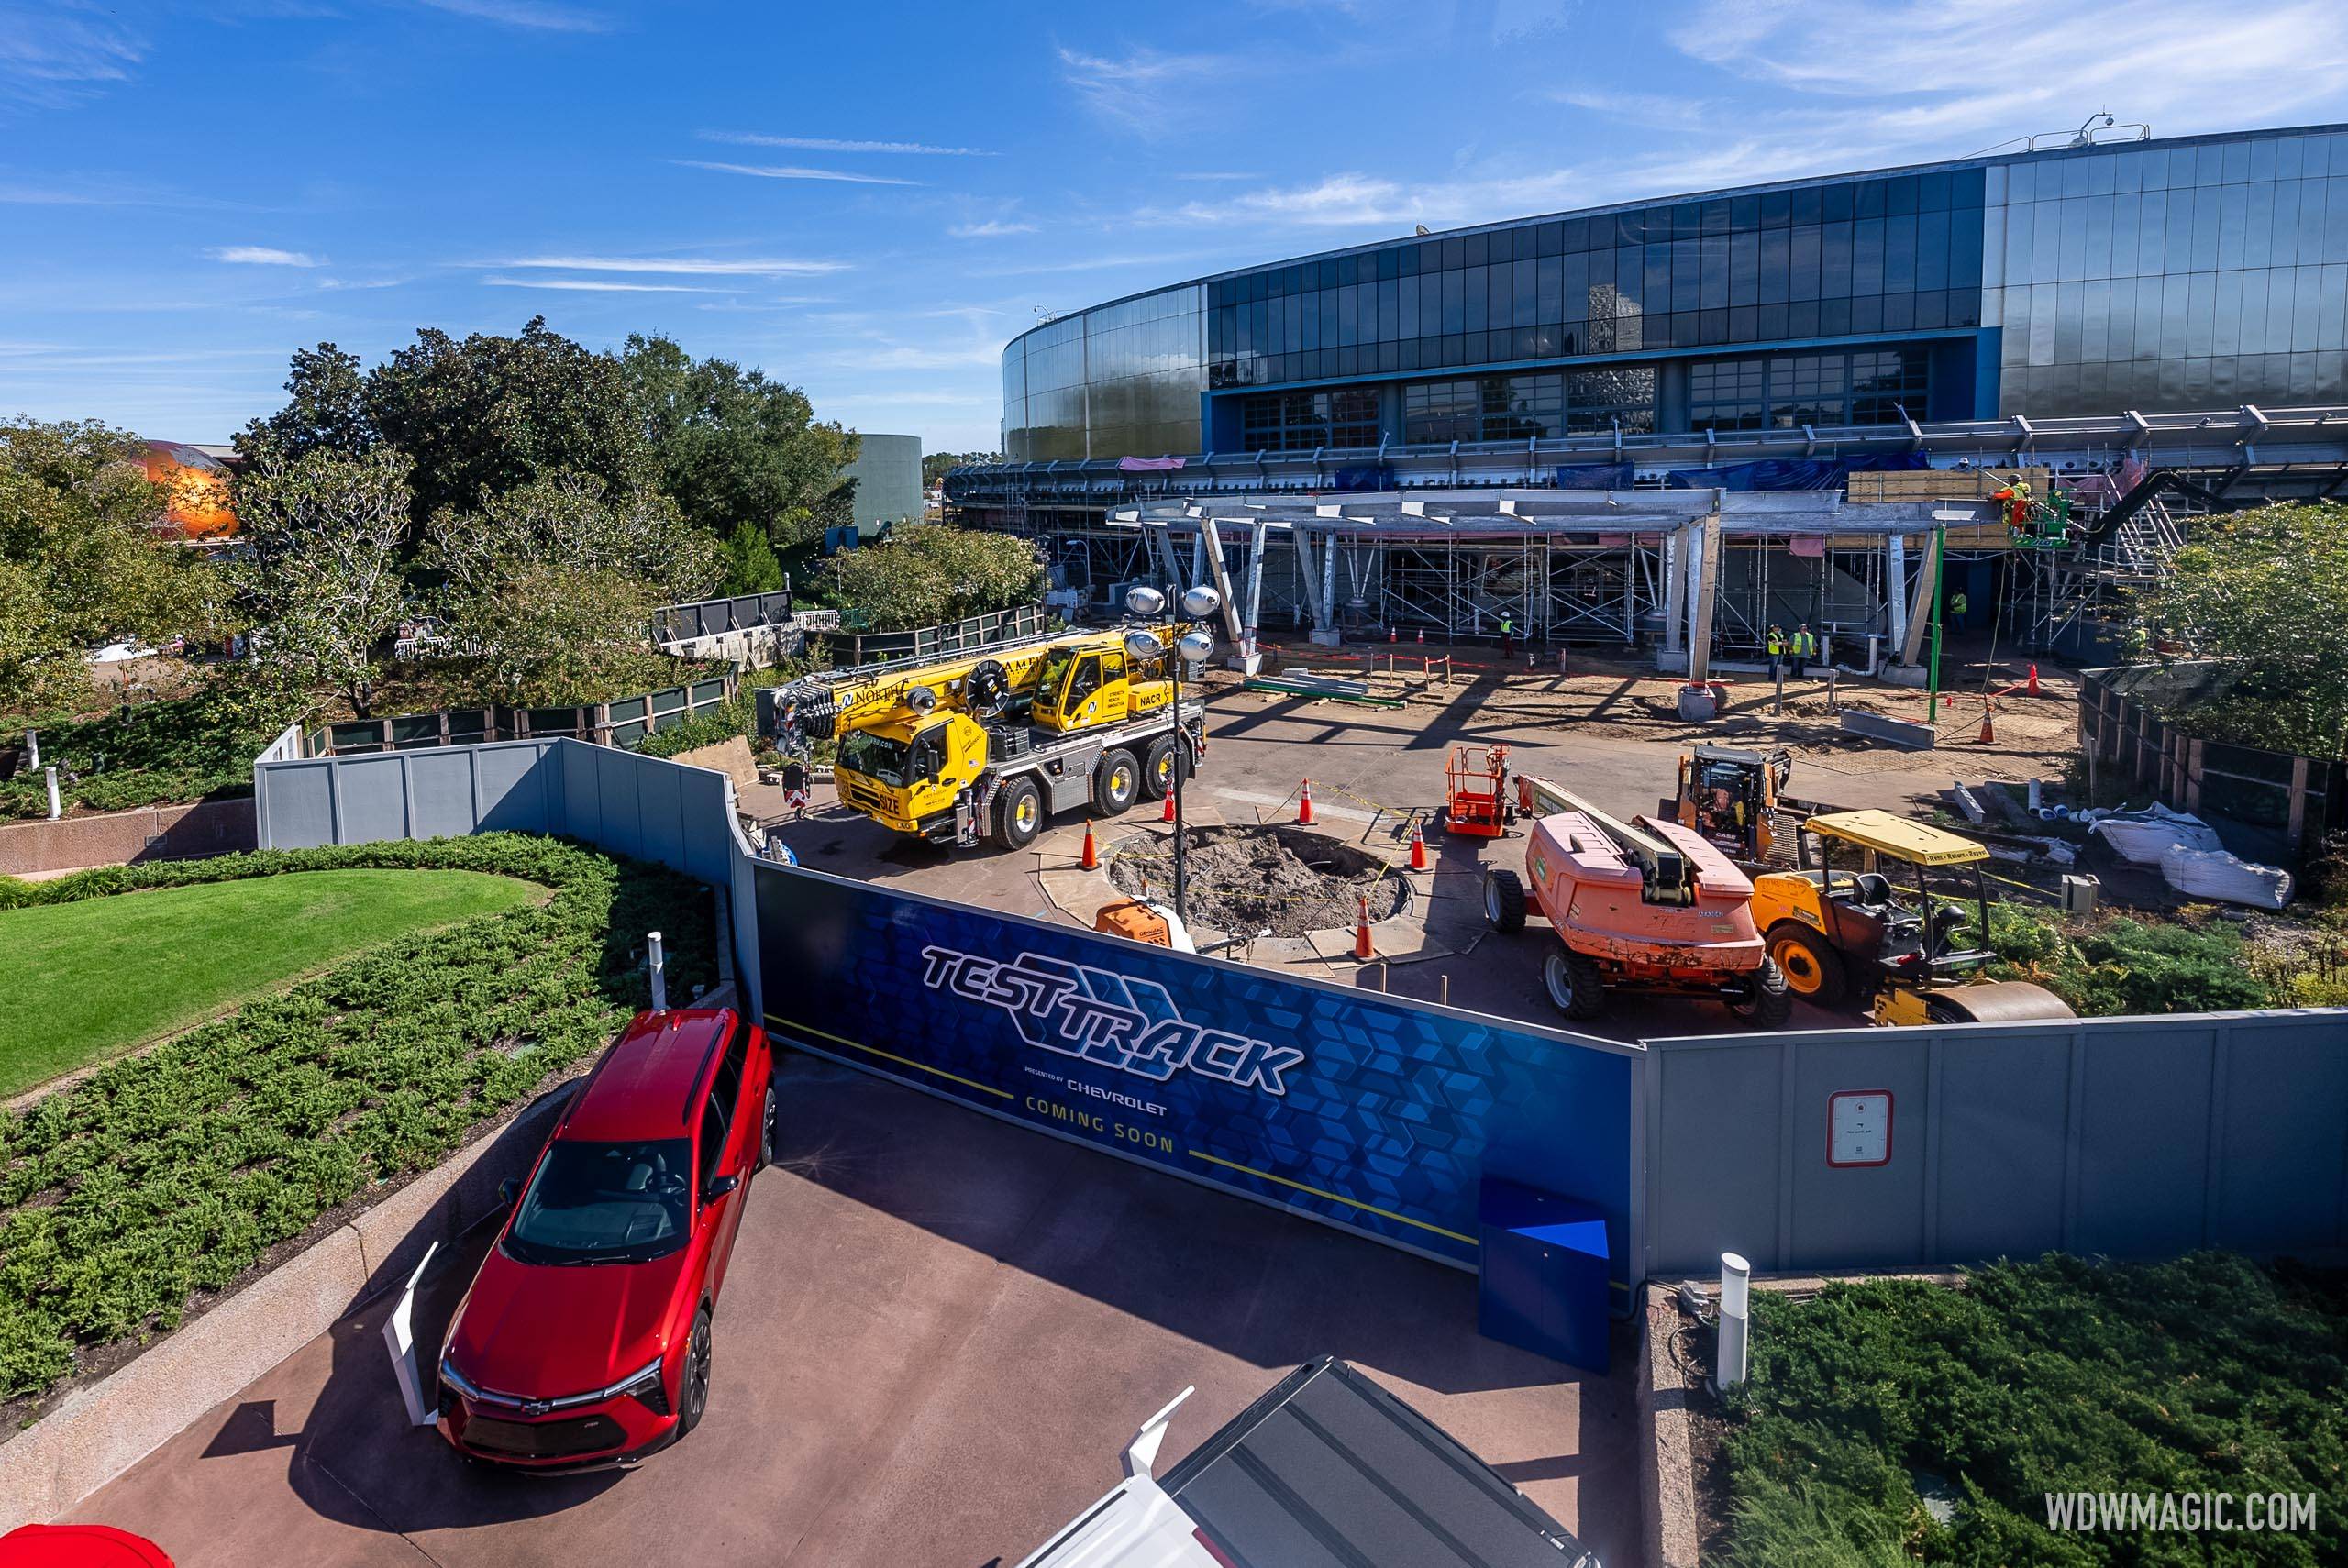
920, 945, 1306, 1096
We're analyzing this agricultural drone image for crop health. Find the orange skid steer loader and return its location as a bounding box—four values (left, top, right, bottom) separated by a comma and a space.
1483, 774, 1792, 1027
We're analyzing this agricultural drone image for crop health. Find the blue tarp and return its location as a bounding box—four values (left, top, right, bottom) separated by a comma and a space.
1553, 462, 1635, 490
1664, 451, 1929, 491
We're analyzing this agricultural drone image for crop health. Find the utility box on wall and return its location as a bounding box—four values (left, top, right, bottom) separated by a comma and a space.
1477, 1176, 1611, 1373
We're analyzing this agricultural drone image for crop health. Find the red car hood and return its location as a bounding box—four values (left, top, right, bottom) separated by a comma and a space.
448, 1242, 690, 1400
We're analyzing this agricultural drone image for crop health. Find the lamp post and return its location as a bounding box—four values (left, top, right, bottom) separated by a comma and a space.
1124, 584, 1221, 930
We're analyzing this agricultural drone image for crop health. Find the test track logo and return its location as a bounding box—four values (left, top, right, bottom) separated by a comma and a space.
919, 945, 1305, 1097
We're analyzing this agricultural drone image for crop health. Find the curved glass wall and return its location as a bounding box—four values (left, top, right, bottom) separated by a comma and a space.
997, 126, 2348, 460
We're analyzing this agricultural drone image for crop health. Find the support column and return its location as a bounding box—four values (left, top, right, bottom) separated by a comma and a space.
1687, 513, 1722, 683
1898, 529, 1941, 668
1885, 532, 1910, 660
1197, 520, 1246, 649
1659, 526, 1687, 672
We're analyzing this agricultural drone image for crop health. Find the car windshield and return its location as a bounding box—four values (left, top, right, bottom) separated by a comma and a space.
504, 1138, 692, 1265
836, 730, 911, 787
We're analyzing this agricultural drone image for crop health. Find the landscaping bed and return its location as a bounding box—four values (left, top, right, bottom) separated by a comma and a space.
1712, 1254, 2348, 1565
2, 684, 291, 821
0, 867, 546, 1099
0, 834, 716, 1418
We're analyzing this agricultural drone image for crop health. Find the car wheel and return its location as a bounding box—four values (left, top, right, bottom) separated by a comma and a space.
677, 1306, 714, 1436
758, 1084, 776, 1171
1092, 748, 1140, 815
995, 777, 1044, 849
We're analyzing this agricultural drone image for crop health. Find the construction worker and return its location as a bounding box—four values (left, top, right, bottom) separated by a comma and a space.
1947, 588, 1969, 630
1501, 612, 1515, 658
1992, 478, 2034, 538
1790, 623, 1818, 678
1766, 624, 1786, 679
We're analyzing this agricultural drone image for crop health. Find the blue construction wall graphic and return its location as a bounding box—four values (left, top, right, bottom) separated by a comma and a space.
754, 861, 1636, 1295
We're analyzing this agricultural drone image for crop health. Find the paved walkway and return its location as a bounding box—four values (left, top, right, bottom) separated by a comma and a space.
73, 1055, 1640, 1567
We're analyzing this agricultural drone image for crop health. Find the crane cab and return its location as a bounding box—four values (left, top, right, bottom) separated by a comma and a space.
1033, 639, 1173, 734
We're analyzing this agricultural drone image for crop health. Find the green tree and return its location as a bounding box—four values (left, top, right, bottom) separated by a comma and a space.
718, 520, 785, 595
231, 448, 415, 717
819, 523, 1046, 630
2133, 502, 2348, 756
923, 449, 1000, 486
359, 317, 654, 534
426, 469, 724, 702
0, 418, 218, 712
231, 343, 376, 466
620, 334, 858, 552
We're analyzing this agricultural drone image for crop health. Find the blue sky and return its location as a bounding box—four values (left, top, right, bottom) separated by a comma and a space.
6, 0, 2347, 454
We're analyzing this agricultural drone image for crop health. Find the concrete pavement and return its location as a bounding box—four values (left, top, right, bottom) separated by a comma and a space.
73, 1055, 1639, 1567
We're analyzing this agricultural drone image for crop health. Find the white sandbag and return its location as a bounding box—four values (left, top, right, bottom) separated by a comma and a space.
2091, 802, 2225, 864
2158, 845, 2293, 909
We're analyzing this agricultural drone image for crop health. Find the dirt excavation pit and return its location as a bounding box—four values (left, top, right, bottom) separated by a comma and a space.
1106, 824, 1408, 938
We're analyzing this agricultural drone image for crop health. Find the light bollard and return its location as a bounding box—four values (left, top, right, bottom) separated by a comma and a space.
1717, 1252, 1752, 1389
46, 766, 61, 821
23, 729, 36, 769
648, 930, 668, 1010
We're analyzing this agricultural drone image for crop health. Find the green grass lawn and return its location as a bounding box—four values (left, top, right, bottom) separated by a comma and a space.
0, 868, 543, 1098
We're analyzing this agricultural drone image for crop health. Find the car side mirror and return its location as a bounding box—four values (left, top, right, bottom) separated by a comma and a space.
703, 1174, 739, 1202
498, 1178, 520, 1209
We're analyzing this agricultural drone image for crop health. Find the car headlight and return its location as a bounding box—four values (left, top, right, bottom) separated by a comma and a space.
609, 1354, 670, 1417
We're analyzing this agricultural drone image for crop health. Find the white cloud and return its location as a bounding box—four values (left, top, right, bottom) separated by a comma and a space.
207, 245, 322, 266
675, 160, 920, 185
816, 341, 1005, 371
700, 131, 992, 156
483, 276, 720, 293
0, 6, 146, 106
949, 220, 1036, 238
491, 254, 848, 276
415, 0, 609, 32
1132, 169, 1587, 232
1057, 46, 1233, 135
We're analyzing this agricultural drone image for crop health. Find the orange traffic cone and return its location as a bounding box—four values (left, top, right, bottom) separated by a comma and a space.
1080, 819, 1100, 869
1388, 626, 1396, 644
2026, 663, 2041, 696
1354, 892, 1374, 960
1299, 779, 1315, 824
1415, 627, 1424, 645
1978, 708, 1996, 745
1409, 823, 1429, 871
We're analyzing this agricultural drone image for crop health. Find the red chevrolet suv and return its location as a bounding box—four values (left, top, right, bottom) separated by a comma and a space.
435, 1007, 774, 1469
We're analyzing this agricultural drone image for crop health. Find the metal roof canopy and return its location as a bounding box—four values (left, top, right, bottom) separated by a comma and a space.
1110, 489, 1981, 537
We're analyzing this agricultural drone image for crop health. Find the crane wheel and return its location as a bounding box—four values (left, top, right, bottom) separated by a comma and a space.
1728, 958, 1795, 1029
1543, 949, 1607, 1021
1483, 867, 1527, 933
1093, 749, 1140, 815
995, 777, 1045, 849
1140, 735, 1179, 801
1766, 922, 1847, 1005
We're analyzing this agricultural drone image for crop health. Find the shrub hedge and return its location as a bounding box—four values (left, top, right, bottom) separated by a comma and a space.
0, 834, 716, 1404
1721, 1253, 2348, 1567
2, 684, 291, 821
1984, 902, 2279, 1016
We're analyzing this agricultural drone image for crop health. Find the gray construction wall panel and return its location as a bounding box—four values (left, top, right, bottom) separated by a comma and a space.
1932, 1029, 2071, 1261
475, 742, 559, 834
1784, 1035, 1931, 1267
1649, 1043, 1781, 1275
2074, 1025, 2216, 1258
334, 755, 410, 845
407, 748, 484, 841
2212, 1020, 2348, 1252
257, 760, 338, 849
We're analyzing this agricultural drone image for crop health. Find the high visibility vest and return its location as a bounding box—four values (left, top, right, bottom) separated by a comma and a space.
1766, 632, 1785, 654
1949, 593, 1968, 616
1791, 631, 1817, 656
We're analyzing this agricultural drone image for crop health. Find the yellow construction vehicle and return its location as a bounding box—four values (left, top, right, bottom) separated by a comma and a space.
1749, 810, 2075, 1025
758, 624, 1202, 849
1662, 745, 1835, 867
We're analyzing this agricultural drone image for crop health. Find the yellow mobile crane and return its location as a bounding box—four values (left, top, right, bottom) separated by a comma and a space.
756, 624, 1205, 849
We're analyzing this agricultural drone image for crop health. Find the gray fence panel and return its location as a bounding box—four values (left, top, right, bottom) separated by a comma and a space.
2075, 1024, 2216, 1258
408, 748, 484, 840
474, 742, 560, 834
255, 759, 338, 849
1934, 1027, 2071, 1260
1644, 1012, 2348, 1280
637, 753, 687, 873
332, 755, 410, 844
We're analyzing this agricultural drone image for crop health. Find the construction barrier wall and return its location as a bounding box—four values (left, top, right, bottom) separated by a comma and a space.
1639, 1013, 2348, 1281
751, 856, 1641, 1296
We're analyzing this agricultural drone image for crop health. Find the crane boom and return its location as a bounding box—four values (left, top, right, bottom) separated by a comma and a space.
1517, 775, 1692, 904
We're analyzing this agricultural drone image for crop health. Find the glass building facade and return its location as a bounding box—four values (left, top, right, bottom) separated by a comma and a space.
998, 123, 2348, 462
